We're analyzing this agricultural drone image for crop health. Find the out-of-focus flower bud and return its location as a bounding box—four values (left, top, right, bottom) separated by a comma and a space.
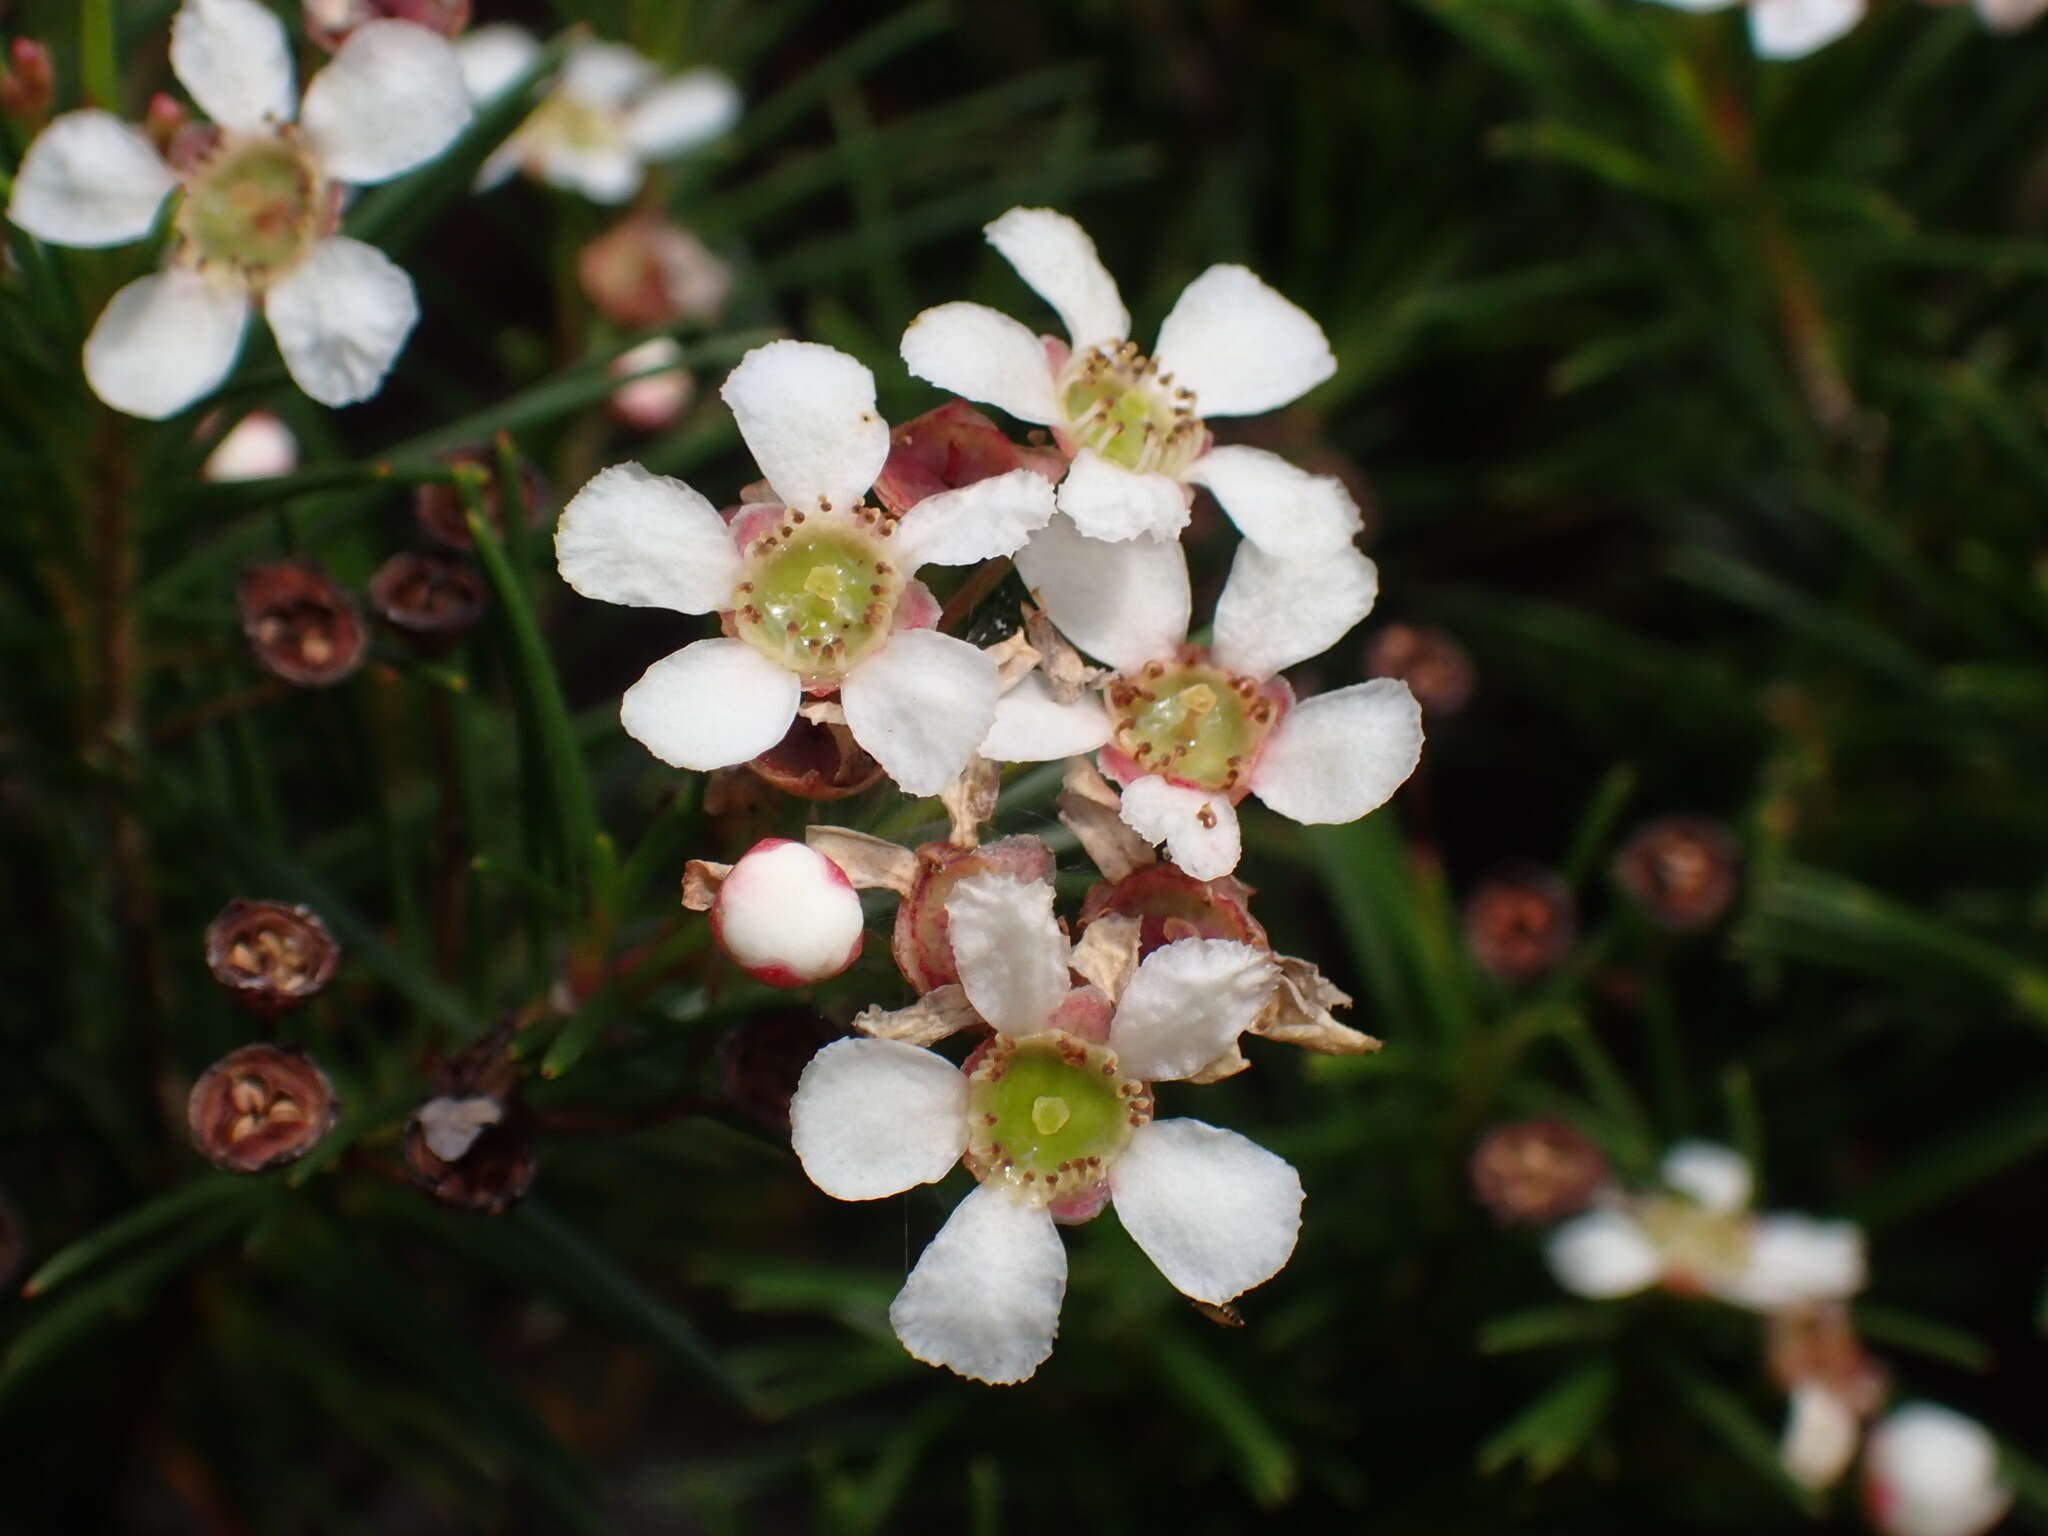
717, 1009, 848, 1132
367, 550, 486, 648
1078, 862, 1267, 958
143, 92, 189, 158
404, 1092, 536, 1214
1365, 623, 1475, 718
1862, 1404, 2013, 1536
1768, 1302, 1887, 1411
0, 39, 53, 127
1613, 816, 1742, 932
1466, 868, 1577, 983
165, 118, 223, 173
577, 214, 733, 329
187, 1043, 340, 1173
892, 835, 1057, 992
873, 400, 1066, 515
201, 411, 299, 482
607, 337, 695, 433
745, 712, 885, 801
1470, 1117, 1608, 1225
699, 839, 864, 987
237, 561, 367, 687
204, 899, 341, 1013
414, 447, 549, 551
303, 0, 471, 52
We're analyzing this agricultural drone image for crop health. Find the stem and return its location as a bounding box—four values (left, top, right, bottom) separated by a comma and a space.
938, 556, 1012, 633
80, 0, 118, 112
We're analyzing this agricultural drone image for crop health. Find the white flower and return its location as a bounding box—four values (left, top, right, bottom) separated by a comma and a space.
788, 871, 1297, 1384
1642, 0, 1865, 60
201, 409, 298, 480
5, 0, 472, 418
1000, 515, 1421, 879
554, 340, 1057, 796
900, 207, 1355, 553
1863, 1405, 2013, 1536
607, 335, 694, 433
1545, 1141, 1867, 1312
1781, 1380, 1864, 1491
710, 839, 864, 987
458, 27, 739, 204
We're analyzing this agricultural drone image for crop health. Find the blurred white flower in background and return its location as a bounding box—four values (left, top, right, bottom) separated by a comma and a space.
1863, 1404, 2013, 1536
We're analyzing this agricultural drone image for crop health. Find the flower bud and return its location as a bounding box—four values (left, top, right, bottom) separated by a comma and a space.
1465, 868, 1577, 983
201, 411, 298, 482
404, 1093, 536, 1214
0, 39, 53, 126
607, 337, 695, 434
204, 899, 341, 1013
237, 561, 367, 687
708, 839, 864, 987
303, 0, 471, 51
187, 1043, 340, 1173
717, 1009, 847, 1132
1767, 1302, 1886, 1412
745, 712, 885, 801
1470, 1117, 1608, 1224
367, 550, 486, 648
577, 215, 733, 329
414, 448, 549, 551
1365, 623, 1475, 718
1863, 1405, 2012, 1536
143, 92, 189, 157
1078, 863, 1267, 958
1613, 816, 1742, 931
873, 400, 1066, 515
892, 835, 1057, 992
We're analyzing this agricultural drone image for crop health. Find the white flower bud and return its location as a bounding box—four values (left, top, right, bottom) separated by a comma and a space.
1863, 1404, 2013, 1536
711, 838, 864, 986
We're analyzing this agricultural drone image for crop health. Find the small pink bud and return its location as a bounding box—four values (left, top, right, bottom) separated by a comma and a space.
873, 400, 1065, 516
0, 39, 53, 125
709, 839, 864, 987
143, 92, 189, 157
201, 411, 299, 482
577, 214, 733, 329
303, 0, 471, 52
607, 338, 695, 433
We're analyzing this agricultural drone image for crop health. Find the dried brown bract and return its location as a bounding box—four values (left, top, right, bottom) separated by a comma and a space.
187, 1043, 341, 1173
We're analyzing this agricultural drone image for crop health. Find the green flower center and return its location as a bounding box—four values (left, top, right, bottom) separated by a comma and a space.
526, 92, 627, 154
731, 514, 903, 685
1058, 342, 1203, 475
1107, 659, 1277, 794
1637, 1196, 1751, 1288
177, 136, 323, 286
964, 1032, 1151, 1207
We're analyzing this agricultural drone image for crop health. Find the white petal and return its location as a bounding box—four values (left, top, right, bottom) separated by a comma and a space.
1782, 1383, 1860, 1492
1544, 1208, 1663, 1298
455, 23, 541, 102
1750, 0, 1865, 58
619, 637, 800, 771
892, 468, 1055, 569
624, 68, 740, 158
1117, 776, 1241, 881
201, 411, 297, 481
899, 301, 1060, 425
1110, 1119, 1302, 1304
1864, 1405, 2013, 1536
1054, 450, 1189, 543
1660, 1141, 1752, 1214
1976, 0, 2048, 31
1011, 515, 1189, 673
7, 112, 174, 248
789, 1037, 967, 1201
1183, 445, 1362, 557
840, 629, 1001, 797
535, 142, 643, 204
1715, 1215, 1867, 1311
983, 206, 1128, 348
301, 21, 473, 186
555, 462, 737, 614
1109, 940, 1276, 1083
890, 1182, 1066, 1385
1212, 540, 1378, 681
264, 237, 417, 407
720, 340, 888, 514
1250, 680, 1422, 826
945, 871, 1071, 1037
562, 41, 658, 109
83, 269, 249, 421
170, 0, 296, 134
1151, 264, 1334, 418
979, 672, 1111, 763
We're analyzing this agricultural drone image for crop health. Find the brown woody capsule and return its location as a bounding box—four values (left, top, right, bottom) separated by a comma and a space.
577, 213, 734, 329
302, 0, 470, 51
872, 400, 1068, 516
1078, 863, 1268, 958
1466, 868, 1577, 983
745, 712, 886, 801
1613, 817, 1742, 932
1365, 623, 1476, 718
717, 1010, 849, 1133
404, 1093, 536, 1214
237, 561, 367, 687
367, 550, 486, 647
414, 448, 550, 551
187, 1043, 340, 1174
204, 899, 341, 1013
1470, 1117, 1608, 1225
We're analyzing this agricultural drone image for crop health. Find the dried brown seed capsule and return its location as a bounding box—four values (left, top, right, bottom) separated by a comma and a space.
1469, 1117, 1608, 1225
1365, 623, 1476, 718
187, 1043, 340, 1174
577, 213, 733, 329
367, 550, 487, 647
303, 0, 470, 51
1613, 816, 1742, 932
1465, 868, 1577, 983
404, 1092, 536, 1215
236, 560, 367, 687
717, 1010, 849, 1133
744, 712, 886, 801
414, 448, 550, 551
204, 899, 341, 1013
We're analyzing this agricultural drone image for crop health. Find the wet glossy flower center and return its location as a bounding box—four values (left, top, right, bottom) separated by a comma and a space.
732, 516, 902, 684
964, 1032, 1150, 1207
1108, 659, 1277, 793
178, 135, 323, 285
1058, 341, 1202, 475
